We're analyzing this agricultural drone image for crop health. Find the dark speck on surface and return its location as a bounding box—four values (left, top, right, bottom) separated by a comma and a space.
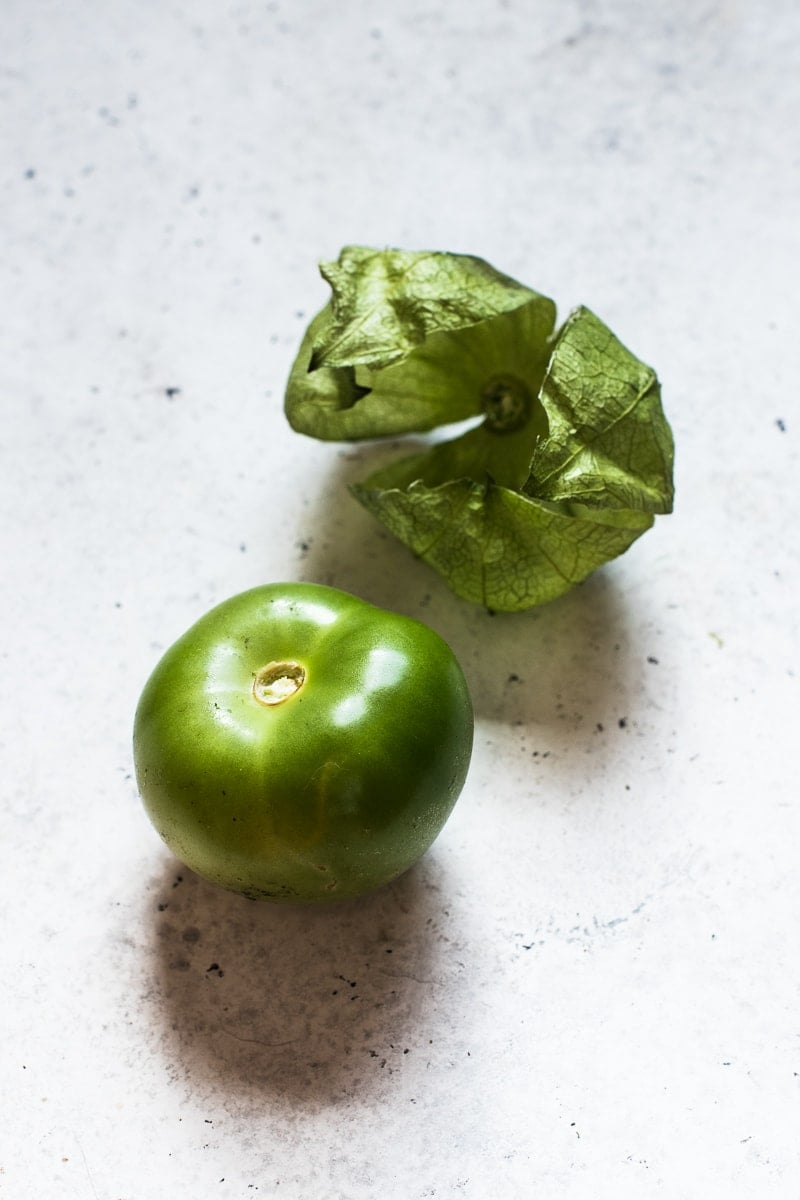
776, 418, 786, 431
165, 387, 181, 399
618, 717, 628, 728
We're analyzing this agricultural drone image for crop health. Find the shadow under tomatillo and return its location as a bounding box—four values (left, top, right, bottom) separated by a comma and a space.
143, 848, 457, 1109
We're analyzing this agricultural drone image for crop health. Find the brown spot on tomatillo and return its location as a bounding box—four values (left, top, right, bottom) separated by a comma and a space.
252, 661, 306, 706
481, 373, 532, 434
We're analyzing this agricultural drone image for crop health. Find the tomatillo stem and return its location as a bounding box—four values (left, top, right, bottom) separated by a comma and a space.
481, 373, 532, 434
253, 661, 306, 706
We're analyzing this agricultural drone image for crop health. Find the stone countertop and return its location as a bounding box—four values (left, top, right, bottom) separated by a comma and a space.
2, 2, 798, 1197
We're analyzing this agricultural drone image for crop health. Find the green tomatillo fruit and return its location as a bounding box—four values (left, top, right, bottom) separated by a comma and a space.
133, 583, 473, 903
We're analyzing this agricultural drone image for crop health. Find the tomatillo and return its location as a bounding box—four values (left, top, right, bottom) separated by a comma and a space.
133, 583, 473, 903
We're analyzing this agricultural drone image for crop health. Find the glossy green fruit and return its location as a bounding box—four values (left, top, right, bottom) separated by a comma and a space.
133, 583, 473, 903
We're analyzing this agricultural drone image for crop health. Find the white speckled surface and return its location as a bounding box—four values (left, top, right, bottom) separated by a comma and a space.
2, 2, 799, 1196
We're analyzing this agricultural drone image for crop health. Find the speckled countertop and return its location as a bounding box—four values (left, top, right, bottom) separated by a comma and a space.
2, 2, 799, 1197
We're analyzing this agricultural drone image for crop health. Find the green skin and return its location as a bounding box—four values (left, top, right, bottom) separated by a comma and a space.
133, 583, 473, 903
